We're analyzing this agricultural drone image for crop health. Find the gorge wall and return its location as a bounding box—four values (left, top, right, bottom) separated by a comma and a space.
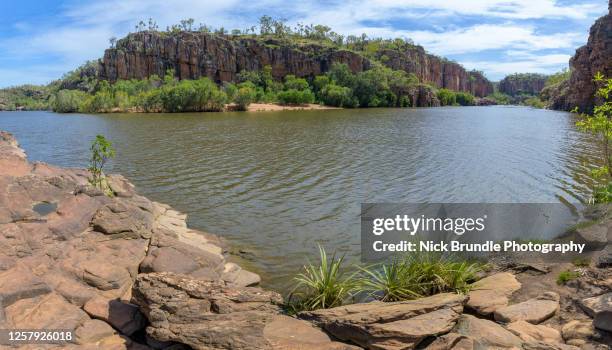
548, 1, 611, 112
100, 32, 493, 97
498, 73, 548, 96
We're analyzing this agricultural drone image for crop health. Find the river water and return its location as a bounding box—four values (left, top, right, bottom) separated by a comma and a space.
0, 106, 602, 291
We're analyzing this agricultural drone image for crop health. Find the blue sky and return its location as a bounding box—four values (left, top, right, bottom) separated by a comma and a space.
0, 0, 608, 87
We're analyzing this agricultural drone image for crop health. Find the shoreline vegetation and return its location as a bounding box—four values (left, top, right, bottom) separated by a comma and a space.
0, 16, 575, 114
0, 16, 512, 114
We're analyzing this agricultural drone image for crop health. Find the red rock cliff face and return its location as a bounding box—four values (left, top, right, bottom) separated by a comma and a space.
101, 32, 369, 83
552, 2, 611, 111
498, 74, 547, 96
375, 48, 493, 97
100, 31, 493, 97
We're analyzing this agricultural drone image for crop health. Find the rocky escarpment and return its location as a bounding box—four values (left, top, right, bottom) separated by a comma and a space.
498, 73, 548, 96
99, 31, 493, 97
548, 1, 611, 112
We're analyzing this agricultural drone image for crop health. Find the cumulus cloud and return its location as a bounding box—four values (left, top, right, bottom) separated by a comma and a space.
0, 0, 607, 86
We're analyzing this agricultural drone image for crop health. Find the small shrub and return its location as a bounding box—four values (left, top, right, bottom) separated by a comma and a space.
233, 83, 257, 110
593, 183, 612, 203
51, 89, 88, 113
557, 270, 580, 285
88, 135, 115, 195
287, 246, 359, 313
320, 84, 356, 107
572, 257, 590, 267
437, 89, 457, 106
277, 88, 315, 105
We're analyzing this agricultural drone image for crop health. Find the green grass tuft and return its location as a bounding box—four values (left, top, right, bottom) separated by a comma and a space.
557, 270, 581, 285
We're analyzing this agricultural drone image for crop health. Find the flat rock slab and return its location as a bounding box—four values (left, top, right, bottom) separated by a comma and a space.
132, 272, 284, 350
75, 319, 117, 345
494, 292, 559, 324
299, 293, 466, 350
454, 314, 523, 348
579, 292, 612, 332
0, 266, 51, 307
466, 272, 521, 316
263, 315, 361, 350
506, 320, 563, 344
5, 292, 89, 330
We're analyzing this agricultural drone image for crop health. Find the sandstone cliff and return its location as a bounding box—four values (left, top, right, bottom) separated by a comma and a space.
498, 73, 547, 96
100, 32, 493, 97
548, 1, 611, 112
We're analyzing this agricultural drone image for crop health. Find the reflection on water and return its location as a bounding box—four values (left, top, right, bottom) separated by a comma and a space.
0, 106, 602, 291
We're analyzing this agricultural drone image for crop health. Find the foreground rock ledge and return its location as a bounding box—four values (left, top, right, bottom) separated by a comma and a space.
1, 130, 610, 350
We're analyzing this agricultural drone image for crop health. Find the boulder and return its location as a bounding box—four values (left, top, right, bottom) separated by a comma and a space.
506, 320, 563, 344
91, 200, 154, 239
75, 318, 117, 344
595, 245, 612, 268
453, 314, 523, 348
574, 223, 610, 250
299, 293, 466, 350
222, 262, 261, 287
561, 320, 594, 344
579, 293, 612, 332
84, 296, 146, 336
132, 272, 284, 350
425, 333, 475, 350
263, 315, 361, 349
494, 292, 560, 324
106, 174, 136, 198
466, 273, 521, 316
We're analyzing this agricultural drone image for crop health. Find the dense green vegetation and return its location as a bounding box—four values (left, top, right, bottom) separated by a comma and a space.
0, 85, 51, 111
1, 16, 483, 113
575, 73, 612, 203
34, 61, 477, 113
287, 246, 483, 313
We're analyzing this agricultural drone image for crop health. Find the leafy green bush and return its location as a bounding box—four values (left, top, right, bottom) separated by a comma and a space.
277, 88, 315, 105
455, 92, 475, 106
51, 89, 88, 112
159, 78, 227, 112
523, 96, 545, 108
287, 246, 359, 313
320, 84, 356, 107
283, 75, 310, 91
437, 89, 457, 106
233, 82, 257, 110
486, 92, 512, 105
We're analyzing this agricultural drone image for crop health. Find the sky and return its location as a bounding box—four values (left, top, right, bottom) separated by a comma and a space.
0, 0, 608, 87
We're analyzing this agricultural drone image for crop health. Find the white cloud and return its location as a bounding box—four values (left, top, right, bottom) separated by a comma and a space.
404, 24, 584, 55
0, 0, 607, 86
462, 53, 572, 80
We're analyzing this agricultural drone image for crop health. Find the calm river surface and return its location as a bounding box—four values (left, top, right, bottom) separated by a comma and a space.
0, 106, 602, 291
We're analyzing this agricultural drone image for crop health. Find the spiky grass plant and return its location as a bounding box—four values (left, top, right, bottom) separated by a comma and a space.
287, 245, 359, 313
358, 253, 482, 301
